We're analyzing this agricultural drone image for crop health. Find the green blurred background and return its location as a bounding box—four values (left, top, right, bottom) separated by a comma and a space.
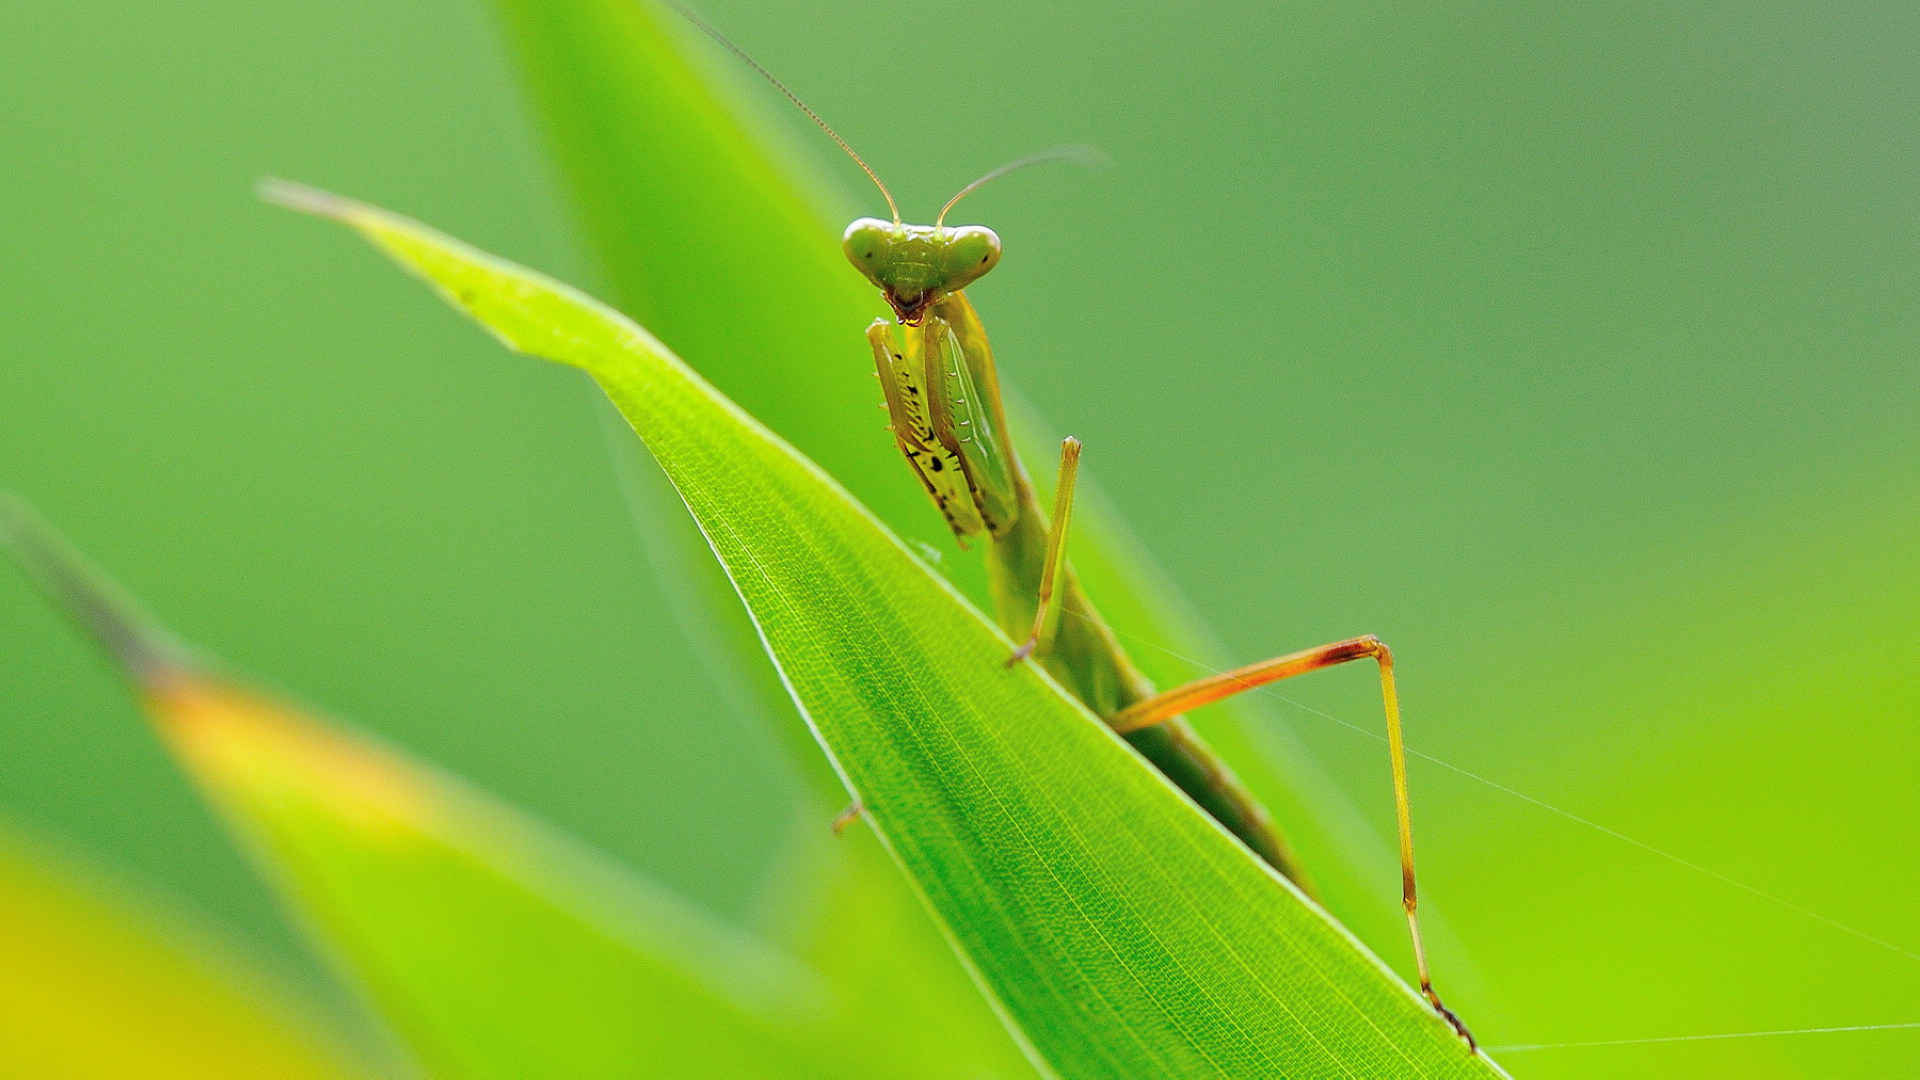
2, 1, 1914, 1076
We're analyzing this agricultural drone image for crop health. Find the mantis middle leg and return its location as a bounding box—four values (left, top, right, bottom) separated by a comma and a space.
1005, 435, 1081, 666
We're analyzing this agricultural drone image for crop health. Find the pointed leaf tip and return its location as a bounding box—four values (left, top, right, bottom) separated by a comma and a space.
256, 177, 361, 220
0, 498, 187, 684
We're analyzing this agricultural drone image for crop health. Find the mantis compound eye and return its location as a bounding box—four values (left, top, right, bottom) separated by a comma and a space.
941, 226, 1002, 289
842, 218, 893, 269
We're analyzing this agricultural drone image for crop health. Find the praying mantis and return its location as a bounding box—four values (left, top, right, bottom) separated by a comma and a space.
670, 4, 1475, 1049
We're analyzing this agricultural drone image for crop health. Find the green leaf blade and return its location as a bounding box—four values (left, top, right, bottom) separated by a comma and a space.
275, 189, 1509, 1078
487, 0, 1420, 976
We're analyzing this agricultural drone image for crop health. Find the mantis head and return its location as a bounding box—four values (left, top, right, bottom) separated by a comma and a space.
662, 4, 1086, 326
843, 219, 1002, 324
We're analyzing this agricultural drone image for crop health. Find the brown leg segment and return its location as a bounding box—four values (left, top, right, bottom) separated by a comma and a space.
1107, 634, 1475, 1050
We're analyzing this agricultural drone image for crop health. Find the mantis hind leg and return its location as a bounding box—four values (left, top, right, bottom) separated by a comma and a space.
1108, 635, 1475, 1050
1004, 436, 1081, 666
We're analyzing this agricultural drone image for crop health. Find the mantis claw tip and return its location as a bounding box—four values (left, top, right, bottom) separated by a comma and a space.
830, 802, 864, 835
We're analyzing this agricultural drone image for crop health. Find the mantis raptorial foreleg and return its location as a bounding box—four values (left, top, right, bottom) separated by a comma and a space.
1005, 435, 1081, 667
1107, 635, 1474, 1049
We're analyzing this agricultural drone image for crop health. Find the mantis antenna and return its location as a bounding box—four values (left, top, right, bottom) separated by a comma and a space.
936, 144, 1109, 226
666, 1, 901, 225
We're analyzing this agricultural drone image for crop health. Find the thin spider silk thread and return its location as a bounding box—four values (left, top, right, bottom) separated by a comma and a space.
1490, 1021, 1920, 1053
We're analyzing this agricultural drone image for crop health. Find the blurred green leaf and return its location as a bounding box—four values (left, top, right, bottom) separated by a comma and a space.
145, 677, 854, 1078
0, 498, 903, 1080
0, 823, 363, 1079
270, 184, 1509, 1078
